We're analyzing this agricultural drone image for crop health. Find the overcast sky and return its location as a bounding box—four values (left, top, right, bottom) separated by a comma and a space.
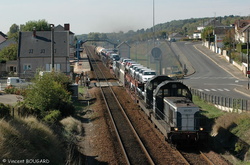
1, 0, 250, 35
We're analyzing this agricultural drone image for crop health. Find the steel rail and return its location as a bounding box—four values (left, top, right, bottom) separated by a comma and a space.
85, 45, 155, 165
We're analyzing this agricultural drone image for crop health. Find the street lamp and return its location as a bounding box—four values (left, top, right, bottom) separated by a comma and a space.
247, 29, 249, 89
50, 24, 55, 71
153, 0, 155, 47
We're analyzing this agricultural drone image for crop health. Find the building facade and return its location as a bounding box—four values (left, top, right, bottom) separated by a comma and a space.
18, 24, 74, 77
234, 20, 250, 43
117, 41, 131, 58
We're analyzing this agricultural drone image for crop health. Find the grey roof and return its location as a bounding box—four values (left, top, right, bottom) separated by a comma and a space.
0, 38, 16, 50
214, 26, 234, 35
55, 24, 74, 35
0, 31, 7, 38
235, 20, 250, 29
18, 31, 69, 58
240, 24, 250, 33
54, 25, 65, 31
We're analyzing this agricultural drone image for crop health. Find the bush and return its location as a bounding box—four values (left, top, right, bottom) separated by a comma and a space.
4, 85, 26, 96
4, 85, 16, 94
60, 116, 82, 139
24, 71, 74, 119
43, 110, 62, 124
0, 103, 10, 118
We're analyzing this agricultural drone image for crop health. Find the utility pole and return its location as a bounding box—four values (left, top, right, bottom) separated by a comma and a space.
50, 24, 55, 71
247, 29, 249, 89
153, 0, 155, 48
152, 0, 161, 74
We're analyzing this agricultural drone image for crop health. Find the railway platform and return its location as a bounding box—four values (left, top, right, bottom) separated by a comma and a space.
89, 81, 121, 87
73, 52, 91, 74
73, 51, 121, 87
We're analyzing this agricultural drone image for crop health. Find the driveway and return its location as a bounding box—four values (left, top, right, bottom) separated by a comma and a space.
0, 94, 23, 105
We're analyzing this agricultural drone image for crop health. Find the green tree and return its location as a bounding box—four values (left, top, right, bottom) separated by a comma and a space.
7, 24, 19, 42
0, 44, 18, 62
223, 28, 235, 50
8, 24, 19, 35
24, 72, 74, 121
88, 32, 100, 40
201, 26, 214, 41
21, 19, 50, 31
99, 33, 108, 40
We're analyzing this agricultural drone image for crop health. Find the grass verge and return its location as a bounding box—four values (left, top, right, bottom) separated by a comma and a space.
0, 117, 65, 164
193, 95, 250, 164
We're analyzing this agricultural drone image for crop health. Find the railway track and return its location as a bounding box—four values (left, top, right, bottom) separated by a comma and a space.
177, 148, 214, 165
85, 45, 155, 165
83, 44, 230, 165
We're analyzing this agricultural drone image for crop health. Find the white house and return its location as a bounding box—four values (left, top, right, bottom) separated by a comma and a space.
234, 20, 250, 43
193, 30, 201, 39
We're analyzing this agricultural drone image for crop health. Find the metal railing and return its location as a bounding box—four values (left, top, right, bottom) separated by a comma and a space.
191, 88, 250, 112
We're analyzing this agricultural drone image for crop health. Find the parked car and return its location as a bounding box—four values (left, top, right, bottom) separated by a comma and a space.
167, 71, 184, 79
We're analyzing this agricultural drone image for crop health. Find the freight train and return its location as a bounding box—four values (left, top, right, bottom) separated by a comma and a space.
95, 46, 208, 145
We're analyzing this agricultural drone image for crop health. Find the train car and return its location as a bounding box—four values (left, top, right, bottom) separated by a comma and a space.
162, 96, 206, 144
151, 80, 207, 144
136, 76, 207, 145
95, 46, 104, 56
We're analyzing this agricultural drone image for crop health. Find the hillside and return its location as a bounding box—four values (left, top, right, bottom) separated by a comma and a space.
76, 15, 250, 44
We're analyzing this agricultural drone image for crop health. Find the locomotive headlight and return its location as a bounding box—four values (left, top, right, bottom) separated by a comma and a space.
174, 127, 178, 131
199, 127, 204, 131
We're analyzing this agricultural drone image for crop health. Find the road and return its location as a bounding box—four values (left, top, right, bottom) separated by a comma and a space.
0, 78, 24, 105
172, 41, 250, 100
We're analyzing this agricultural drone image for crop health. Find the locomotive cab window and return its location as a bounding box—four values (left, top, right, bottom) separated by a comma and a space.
163, 89, 169, 97
177, 88, 189, 97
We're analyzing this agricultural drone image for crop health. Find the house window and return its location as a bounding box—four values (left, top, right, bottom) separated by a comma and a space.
46, 63, 61, 71
29, 49, 33, 54
46, 64, 50, 71
9, 66, 17, 72
55, 64, 61, 71
40, 49, 45, 53
23, 64, 31, 70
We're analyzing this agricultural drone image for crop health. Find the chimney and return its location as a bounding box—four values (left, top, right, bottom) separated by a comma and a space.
33, 27, 36, 37
64, 24, 70, 31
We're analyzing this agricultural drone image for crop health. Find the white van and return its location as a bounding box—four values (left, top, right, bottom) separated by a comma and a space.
7, 77, 28, 87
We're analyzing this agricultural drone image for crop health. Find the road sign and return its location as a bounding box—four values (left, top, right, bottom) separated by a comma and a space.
151, 47, 162, 59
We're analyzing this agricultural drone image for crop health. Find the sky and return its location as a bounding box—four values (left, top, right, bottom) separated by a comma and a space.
1, 0, 250, 35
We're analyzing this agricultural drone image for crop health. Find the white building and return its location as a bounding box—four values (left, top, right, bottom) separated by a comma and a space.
234, 20, 250, 43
